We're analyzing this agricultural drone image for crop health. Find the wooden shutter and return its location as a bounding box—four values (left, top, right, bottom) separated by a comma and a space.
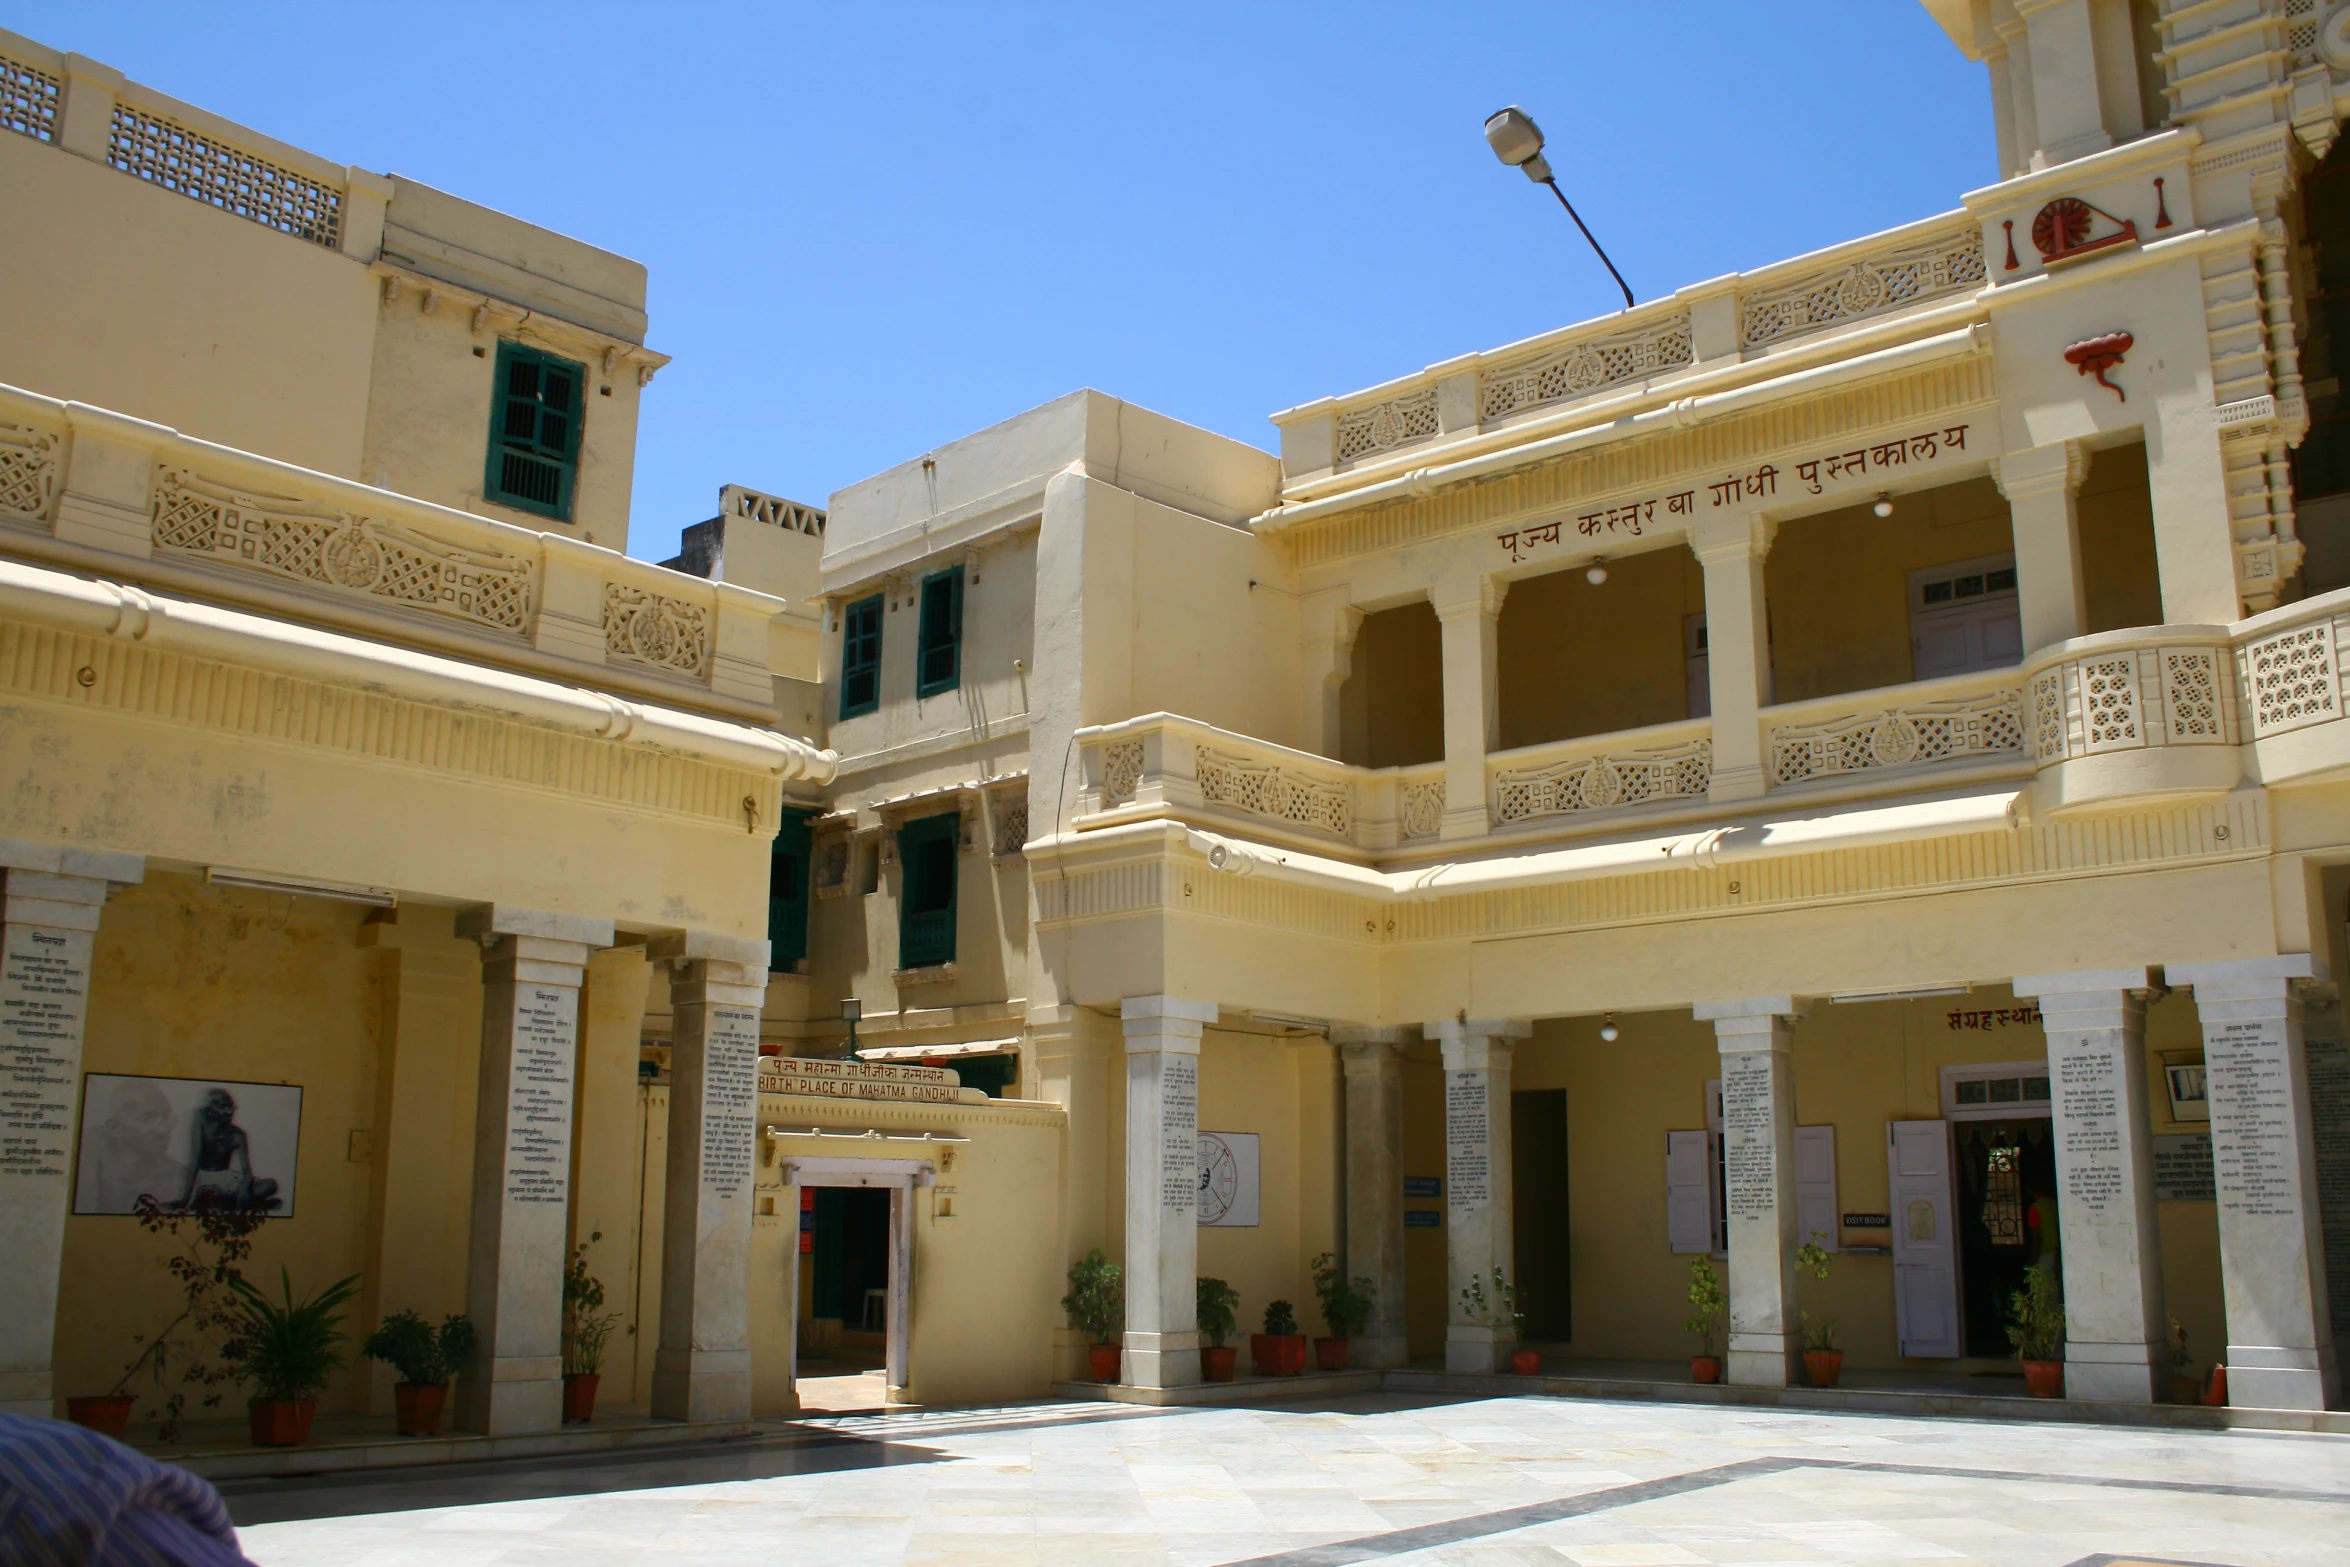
1795, 1125, 1837, 1253
485, 342, 583, 520
916, 566, 963, 697
895, 812, 959, 969
767, 810, 813, 969
1887, 1120, 1963, 1358
840, 594, 883, 718
1666, 1129, 1718, 1254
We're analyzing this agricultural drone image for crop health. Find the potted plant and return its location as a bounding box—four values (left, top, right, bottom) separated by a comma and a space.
1197, 1277, 1241, 1382
1309, 1252, 1376, 1372
361, 1310, 476, 1437
562, 1232, 623, 1423
1684, 1256, 1726, 1384
1458, 1269, 1535, 1373
227, 1267, 359, 1446
2166, 1316, 2198, 1406
2006, 1259, 2065, 1398
1795, 1234, 1842, 1388
74, 1197, 266, 1442
1251, 1300, 1307, 1377
1062, 1249, 1124, 1383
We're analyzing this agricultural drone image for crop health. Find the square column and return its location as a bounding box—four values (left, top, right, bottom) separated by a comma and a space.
1691, 516, 1774, 804
2170, 955, 2342, 1411
1121, 994, 1215, 1389
2014, 0, 2112, 165
1427, 1017, 1529, 1372
2014, 968, 2165, 1403
455, 906, 612, 1435
0, 842, 142, 1417
650, 937, 770, 1422
1336, 1027, 1411, 1369
1432, 578, 1504, 840
1695, 996, 1804, 1386
1994, 442, 2088, 656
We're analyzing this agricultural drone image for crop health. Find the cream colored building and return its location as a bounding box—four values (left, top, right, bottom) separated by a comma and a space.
783, 0, 2350, 1415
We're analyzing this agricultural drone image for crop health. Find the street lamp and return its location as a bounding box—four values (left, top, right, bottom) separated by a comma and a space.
1483, 105, 1636, 312
841, 995, 861, 1057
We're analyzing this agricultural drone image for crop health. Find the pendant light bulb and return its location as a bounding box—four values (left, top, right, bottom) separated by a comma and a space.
1872, 493, 1894, 518
1598, 1012, 1619, 1043
1585, 562, 1609, 586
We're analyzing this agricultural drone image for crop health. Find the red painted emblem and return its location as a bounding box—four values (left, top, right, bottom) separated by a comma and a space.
2064, 332, 2134, 400
2031, 197, 2139, 265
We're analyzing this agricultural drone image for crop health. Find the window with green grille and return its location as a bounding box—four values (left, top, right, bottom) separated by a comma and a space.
840, 593, 883, 718
915, 565, 964, 698
896, 812, 958, 969
767, 810, 813, 970
484, 341, 582, 520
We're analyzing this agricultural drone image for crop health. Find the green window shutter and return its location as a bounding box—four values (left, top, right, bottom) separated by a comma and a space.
839, 593, 883, 719
895, 812, 959, 969
915, 565, 964, 698
767, 810, 813, 969
484, 341, 583, 521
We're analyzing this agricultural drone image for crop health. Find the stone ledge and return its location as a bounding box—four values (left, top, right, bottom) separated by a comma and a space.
155, 1413, 759, 1480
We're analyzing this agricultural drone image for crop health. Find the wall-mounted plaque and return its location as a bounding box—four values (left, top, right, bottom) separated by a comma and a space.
1404, 1210, 1441, 1228
2161, 1053, 2209, 1123
1197, 1130, 1259, 1227
1403, 1175, 1442, 1199
1842, 1212, 1890, 1229
2152, 1132, 2214, 1202
73, 1074, 302, 1216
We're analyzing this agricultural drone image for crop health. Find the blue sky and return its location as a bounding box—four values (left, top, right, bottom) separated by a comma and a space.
9, 4, 1993, 564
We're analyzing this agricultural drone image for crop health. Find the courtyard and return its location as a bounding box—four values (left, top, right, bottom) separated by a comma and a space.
222, 1393, 2349, 1567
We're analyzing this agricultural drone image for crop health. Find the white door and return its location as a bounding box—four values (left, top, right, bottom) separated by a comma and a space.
1665, 1128, 1719, 1254
1908, 555, 2021, 679
1887, 1120, 1963, 1358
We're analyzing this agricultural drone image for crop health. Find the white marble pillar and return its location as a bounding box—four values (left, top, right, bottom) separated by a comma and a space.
1994, 442, 2088, 656
2170, 955, 2343, 1411
1427, 1017, 1529, 1372
455, 907, 612, 1435
0, 842, 142, 1417
1695, 996, 1803, 1386
2015, 0, 2112, 164
1691, 515, 1774, 804
1336, 1027, 1410, 1369
651, 938, 770, 1422
2013, 968, 2165, 1403
1121, 995, 1215, 1389
1432, 578, 1504, 840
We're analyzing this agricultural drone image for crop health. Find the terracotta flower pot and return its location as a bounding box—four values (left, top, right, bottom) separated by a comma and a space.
67, 1395, 135, 1440
2202, 1364, 2228, 1406
1201, 1346, 1237, 1382
394, 1382, 447, 1437
249, 1398, 316, 1447
562, 1373, 600, 1424
1690, 1355, 1722, 1384
1314, 1337, 1350, 1372
2022, 1358, 2065, 1399
1511, 1348, 1543, 1376
1249, 1333, 1307, 1377
1803, 1349, 1844, 1388
1087, 1343, 1122, 1383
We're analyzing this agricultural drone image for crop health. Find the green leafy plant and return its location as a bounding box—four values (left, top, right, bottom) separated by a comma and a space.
226, 1268, 360, 1404
1309, 1252, 1377, 1341
1683, 1256, 1727, 1358
1457, 1268, 1523, 1331
1061, 1249, 1124, 1346
2167, 1315, 2194, 1375
2006, 1260, 2066, 1361
361, 1311, 477, 1388
111, 1197, 269, 1443
562, 1232, 624, 1377
1196, 1277, 1240, 1349
1261, 1299, 1299, 1336
1795, 1233, 1839, 1352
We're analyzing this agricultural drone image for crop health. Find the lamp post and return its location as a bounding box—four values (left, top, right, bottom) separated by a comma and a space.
1483, 105, 1636, 311
841, 996, 861, 1058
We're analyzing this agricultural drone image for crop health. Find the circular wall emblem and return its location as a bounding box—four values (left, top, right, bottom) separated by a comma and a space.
1198, 1132, 1241, 1224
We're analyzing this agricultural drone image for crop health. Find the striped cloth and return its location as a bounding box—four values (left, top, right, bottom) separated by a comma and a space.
0, 1413, 255, 1566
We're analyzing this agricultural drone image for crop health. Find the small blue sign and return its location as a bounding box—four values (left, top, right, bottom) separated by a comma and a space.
1404, 1210, 1442, 1228
1403, 1175, 1442, 1198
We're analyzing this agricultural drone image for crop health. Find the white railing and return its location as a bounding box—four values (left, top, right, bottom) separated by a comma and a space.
1478, 313, 1693, 425
1766, 669, 2028, 788
1489, 720, 1712, 825
1737, 218, 1984, 349
0, 380, 783, 712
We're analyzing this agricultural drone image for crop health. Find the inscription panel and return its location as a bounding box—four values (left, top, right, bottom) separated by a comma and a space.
2053, 1040, 2126, 1217
1160, 1055, 1198, 1209
2208, 1018, 2303, 1222
702, 1007, 761, 1201
503, 985, 577, 1205
1721, 1056, 1777, 1222
1446, 1074, 1490, 1207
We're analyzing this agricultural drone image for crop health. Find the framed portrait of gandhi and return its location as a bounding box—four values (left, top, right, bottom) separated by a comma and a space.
72, 1074, 303, 1217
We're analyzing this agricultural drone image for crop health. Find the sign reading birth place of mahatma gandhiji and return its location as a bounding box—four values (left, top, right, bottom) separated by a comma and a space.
73, 1073, 302, 1216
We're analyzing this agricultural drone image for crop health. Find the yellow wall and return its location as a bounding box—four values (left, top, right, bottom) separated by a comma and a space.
1192, 1030, 1343, 1345
1766, 477, 2016, 702
1339, 601, 1443, 768
1497, 547, 1701, 750
2079, 440, 2165, 634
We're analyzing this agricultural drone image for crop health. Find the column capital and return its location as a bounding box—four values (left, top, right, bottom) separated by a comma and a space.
1992, 440, 2088, 502
1692, 995, 1813, 1022
1423, 1016, 1531, 1048
1336, 1026, 1413, 1070
2165, 952, 2326, 992
1689, 510, 1776, 563
1122, 993, 1216, 1048
647, 930, 772, 971
1430, 575, 1507, 623
2012, 965, 2153, 999
0, 837, 144, 888
457, 904, 615, 949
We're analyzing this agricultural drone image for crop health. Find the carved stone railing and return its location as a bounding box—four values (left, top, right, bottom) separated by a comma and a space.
1478, 313, 1693, 425
1739, 217, 1985, 350
1489, 721, 1712, 825
2029, 634, 2235, 761
0, 379, 791, 718
723, 482, 825, 537
1334, 387, 1439, 466
1766, 670, 2028, 787
1397, 765, 1445, 842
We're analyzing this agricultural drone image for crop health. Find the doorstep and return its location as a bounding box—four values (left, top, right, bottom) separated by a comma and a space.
1383, 1368, 2350, 1435
146, 1412, 760, 1480
1049, 1370, 1384, 1406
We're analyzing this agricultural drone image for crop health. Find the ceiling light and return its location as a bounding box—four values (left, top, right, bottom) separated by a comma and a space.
1873, 493, 1895, 518
1598, 1012, 1620, 1042
204, 867, 395, 906
1585, 562, 1609, 585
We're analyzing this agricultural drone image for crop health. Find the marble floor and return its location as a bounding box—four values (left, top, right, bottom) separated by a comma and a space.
225, 1390, 2350, 1567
